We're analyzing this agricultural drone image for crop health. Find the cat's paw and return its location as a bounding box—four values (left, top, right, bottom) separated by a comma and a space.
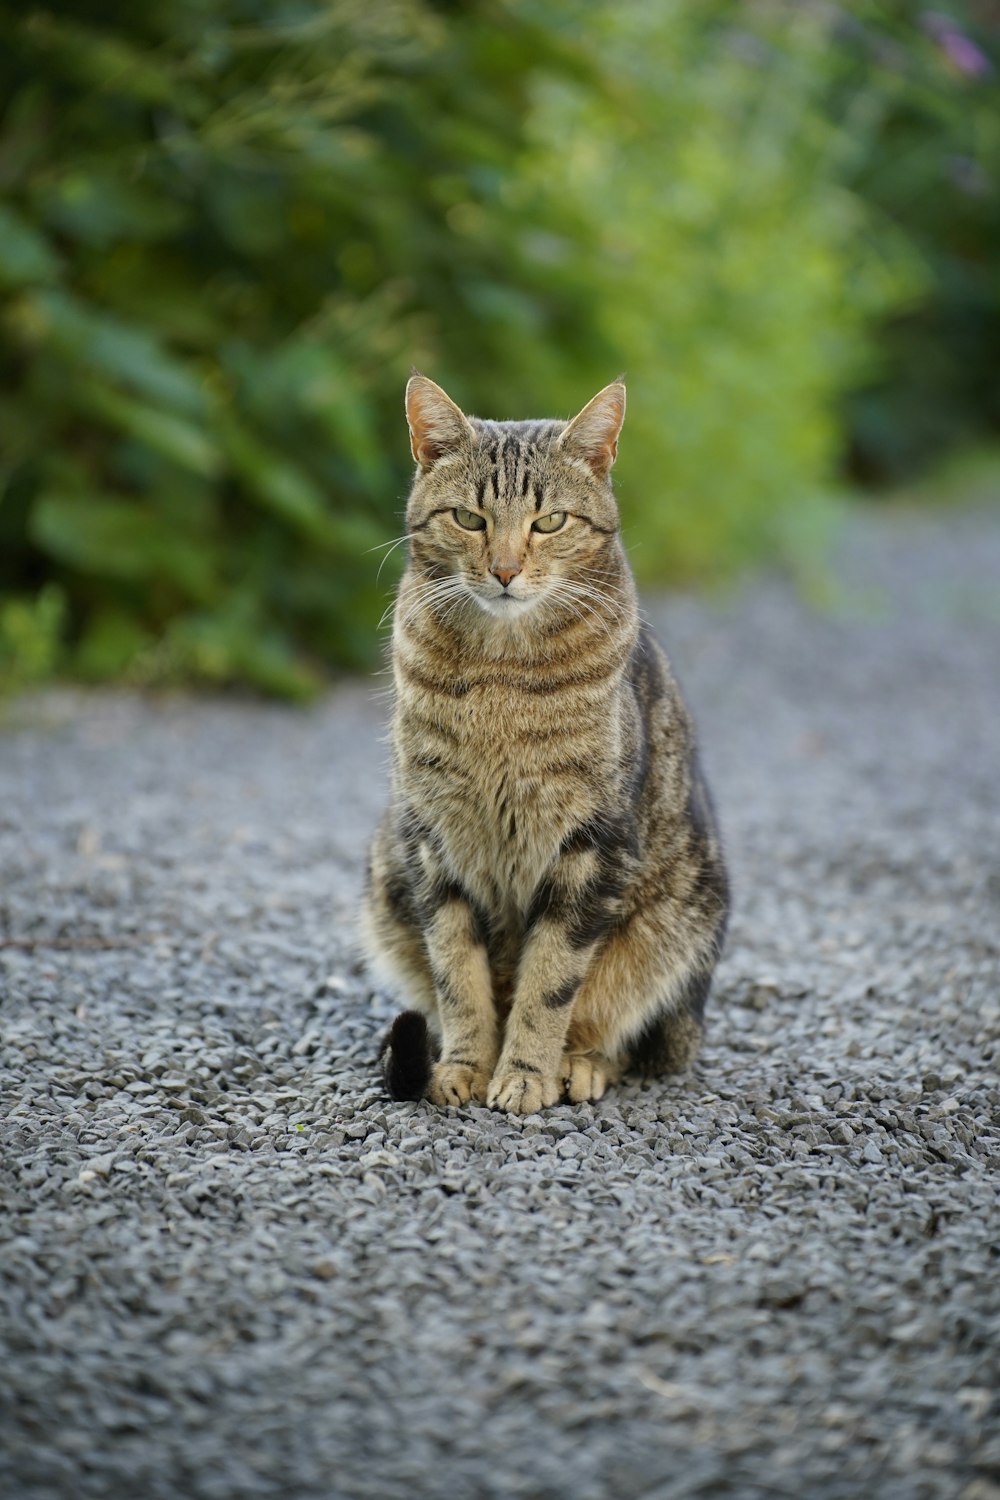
560, 1052, 618, 1103
486, 1069, 561, 1115
428, 1061, 491, 1107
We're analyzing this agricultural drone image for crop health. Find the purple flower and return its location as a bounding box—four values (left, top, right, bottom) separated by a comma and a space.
923, 12, 994, 77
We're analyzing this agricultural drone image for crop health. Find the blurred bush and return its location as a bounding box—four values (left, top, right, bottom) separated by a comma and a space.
0, 1, 995, 694
523, 3, 916, 582
830, 4, 1000, 481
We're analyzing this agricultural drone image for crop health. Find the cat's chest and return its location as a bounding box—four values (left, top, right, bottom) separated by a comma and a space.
398, 698, 610, 908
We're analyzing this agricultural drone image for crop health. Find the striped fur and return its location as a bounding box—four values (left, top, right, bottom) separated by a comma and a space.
362, 376, 729, 1112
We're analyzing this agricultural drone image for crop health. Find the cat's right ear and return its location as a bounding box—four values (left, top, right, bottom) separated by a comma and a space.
405, 375, 474, 470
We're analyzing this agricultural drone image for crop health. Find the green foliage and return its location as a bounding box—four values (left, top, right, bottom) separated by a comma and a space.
822, 2, 1000, 481
0, 0, 604, 693
520, 4, 917, 581
0, 584, 66, 694
0, 0, 993, 695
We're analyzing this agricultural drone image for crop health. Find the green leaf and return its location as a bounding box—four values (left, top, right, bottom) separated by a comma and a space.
15, 290, 207, 415
38, 174, 185, 248
161, 604, 320, 701
74, 606, 152, 681
77, 384, 220, 479
0, 205, 61, 287
0, 585, 66, 693
220, 420, 333, 541
20, 15, 197, 111
29, 491, 216, 598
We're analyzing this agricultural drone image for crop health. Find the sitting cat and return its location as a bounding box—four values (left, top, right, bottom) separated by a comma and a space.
362, 375, 729, 1113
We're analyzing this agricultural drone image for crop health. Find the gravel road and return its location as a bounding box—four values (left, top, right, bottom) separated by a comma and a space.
2, 506, 998, 1500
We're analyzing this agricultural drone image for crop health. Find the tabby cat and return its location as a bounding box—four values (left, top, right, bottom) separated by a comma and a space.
362, 376, 728, 1113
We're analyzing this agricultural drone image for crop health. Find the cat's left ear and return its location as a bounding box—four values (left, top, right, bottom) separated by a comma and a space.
405, 374, 475, 470
558, 381, 626, 479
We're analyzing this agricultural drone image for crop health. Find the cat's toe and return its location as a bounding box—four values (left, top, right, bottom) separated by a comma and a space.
560, 1052, 617, 1103
486, 1070, 560, 1115
429, 1062, 490, 1107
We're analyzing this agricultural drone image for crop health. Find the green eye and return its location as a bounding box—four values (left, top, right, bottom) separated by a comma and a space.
453, 508, 487, 531
532, 511, 567, 534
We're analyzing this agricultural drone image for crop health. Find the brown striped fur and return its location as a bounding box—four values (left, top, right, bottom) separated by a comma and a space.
362, 376, 729, 1112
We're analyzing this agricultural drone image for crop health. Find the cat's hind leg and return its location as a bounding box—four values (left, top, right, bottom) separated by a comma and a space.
623, 971, 711, 1076
362, 821, 437, 1014
567, 908, 721, 1085
559, 1046, 621, 1103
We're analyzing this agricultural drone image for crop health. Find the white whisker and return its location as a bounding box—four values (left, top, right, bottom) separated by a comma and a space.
545, 578, 624, 645
364, 530, 411, 555
373, 533, 418, 583
397, 577, 471, 634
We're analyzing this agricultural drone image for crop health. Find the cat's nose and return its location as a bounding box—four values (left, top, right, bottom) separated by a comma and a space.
491, 561, 522, 589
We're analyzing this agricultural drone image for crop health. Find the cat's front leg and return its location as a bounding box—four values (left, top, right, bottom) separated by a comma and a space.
485, 931, 592, 1113
487, 830, 624, 1114
422, 889, 499, 1105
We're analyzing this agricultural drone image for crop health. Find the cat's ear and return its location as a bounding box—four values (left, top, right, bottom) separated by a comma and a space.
405, 375, 474, 470
558, 381, 626, 478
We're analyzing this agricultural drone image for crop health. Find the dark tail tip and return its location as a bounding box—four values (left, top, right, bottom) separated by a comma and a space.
378, 1010, 432, 1101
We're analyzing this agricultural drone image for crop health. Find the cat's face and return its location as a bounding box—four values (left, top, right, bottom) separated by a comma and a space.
403, 378, 626, 620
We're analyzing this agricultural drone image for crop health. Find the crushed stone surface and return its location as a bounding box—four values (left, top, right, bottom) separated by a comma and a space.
1, 506, 998, 1499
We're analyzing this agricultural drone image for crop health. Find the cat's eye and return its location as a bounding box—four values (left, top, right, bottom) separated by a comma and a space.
532, 511, 567, 534
453, 508, 487, 531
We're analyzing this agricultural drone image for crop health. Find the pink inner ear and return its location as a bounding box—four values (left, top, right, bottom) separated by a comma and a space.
406, 379, 469, 468
579, 420, 620, 477
562, 384, 625, 477
406, 390, 434, 464
412, 430, 446, 466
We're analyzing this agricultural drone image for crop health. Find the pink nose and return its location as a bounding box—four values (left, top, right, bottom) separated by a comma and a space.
491, 562, 521, 588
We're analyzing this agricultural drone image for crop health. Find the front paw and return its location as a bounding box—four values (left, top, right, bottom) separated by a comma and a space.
428, 1061, 491, 1107
486, 1068, 560, 1115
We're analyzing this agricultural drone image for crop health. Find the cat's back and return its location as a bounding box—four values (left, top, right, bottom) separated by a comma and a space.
622, 621, 727, 926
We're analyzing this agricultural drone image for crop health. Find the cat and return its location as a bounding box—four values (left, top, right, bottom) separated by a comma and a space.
361, 375, 729, 1113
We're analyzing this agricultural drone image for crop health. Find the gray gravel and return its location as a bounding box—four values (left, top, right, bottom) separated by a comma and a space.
2, 505, 999, 1500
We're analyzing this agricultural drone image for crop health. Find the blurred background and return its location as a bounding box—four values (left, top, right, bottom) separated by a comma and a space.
0, 0, 997, 698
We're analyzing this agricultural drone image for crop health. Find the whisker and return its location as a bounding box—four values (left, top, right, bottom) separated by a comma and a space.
376, 534, 418, 584
437, 594, 472, 632
397, 577, 470, 634
543, 580, 602, 634
546, 579, 623, 645
364, 531, 412, 555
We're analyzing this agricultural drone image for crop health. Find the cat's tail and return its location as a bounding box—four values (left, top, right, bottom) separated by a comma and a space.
379, 1010, 432, 1101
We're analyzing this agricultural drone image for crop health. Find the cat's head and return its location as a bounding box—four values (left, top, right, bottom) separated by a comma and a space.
403, 376, 626, 620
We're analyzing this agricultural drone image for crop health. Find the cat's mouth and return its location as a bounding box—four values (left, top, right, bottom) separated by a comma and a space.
470, 583, 541, 619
